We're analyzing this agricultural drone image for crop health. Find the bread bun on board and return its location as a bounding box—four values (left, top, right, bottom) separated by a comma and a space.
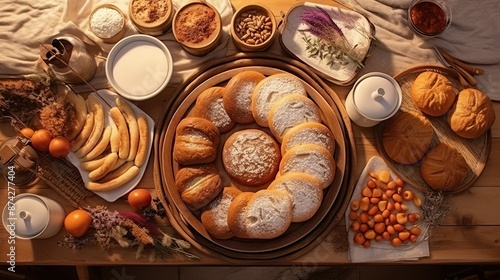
448, 88, 496, 139
268, 94, 322, 142
192, 87, 235, 133
222, 129, 281, 187
175, 163, 222, 211
420, 143, 469, 191
201, 186, 242, 239
251, 73, 307, 127
223, 70, 265, 124
173, 117, 220, 165
382, 111, 434, 164
411, 71, 456, 116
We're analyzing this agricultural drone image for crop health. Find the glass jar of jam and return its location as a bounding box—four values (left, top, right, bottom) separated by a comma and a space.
408, 0, 451, 37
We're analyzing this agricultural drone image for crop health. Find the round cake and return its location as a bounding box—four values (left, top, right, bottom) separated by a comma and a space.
192, 86, 235, 133
222, 129, 281, 187
223, 70, 265, 124
281, 122, 335, 156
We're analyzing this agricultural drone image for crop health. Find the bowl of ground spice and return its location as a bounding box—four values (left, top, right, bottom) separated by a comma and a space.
89, 4, 126, 43
129, 0, 174, 36
172, 1, 222, 56
231, 4, 276, 52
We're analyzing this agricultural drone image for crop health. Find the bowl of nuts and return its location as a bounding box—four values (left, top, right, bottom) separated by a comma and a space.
231, 4, 276, 52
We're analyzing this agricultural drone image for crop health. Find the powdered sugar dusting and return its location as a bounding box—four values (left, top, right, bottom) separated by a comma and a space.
205, 96, 233, 130
282, 146, 335, 189
254, 75, 307, 124
223, 130, 280, 185
269, 96, 321, 140
283, 125, 335, 155
245, 190, 292, 238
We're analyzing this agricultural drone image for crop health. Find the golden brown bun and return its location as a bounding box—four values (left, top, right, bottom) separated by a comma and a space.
192, 87, 236, 133
268, 173, 323, 223
420, 143, 469, 191
411, 71, 456, 116
175, 163, 222, 211
251, 73, 307, 127
382, 111, 434, 164
268, 94, 322, 143
227, 192, 254, 239
173, 117, 220, 165
223, 71, 265, 124
201, 186, 242, 239
222, 129, 281, 187
281, 122, 334, 156
447, 88, 496, 139
279, 144, 335, 189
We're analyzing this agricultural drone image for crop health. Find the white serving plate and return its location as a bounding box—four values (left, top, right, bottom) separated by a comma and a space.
280, 2, 373, 85
344, 156, 430, 262
66, 89, 155, 202
105, 34, 173, 101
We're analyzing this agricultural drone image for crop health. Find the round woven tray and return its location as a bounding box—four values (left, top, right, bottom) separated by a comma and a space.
374, 65, 491, 194
153, 53, 357, 262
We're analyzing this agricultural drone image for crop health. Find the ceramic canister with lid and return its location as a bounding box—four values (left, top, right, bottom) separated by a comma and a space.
2, 193, 65, 239
345, 72, 402, 127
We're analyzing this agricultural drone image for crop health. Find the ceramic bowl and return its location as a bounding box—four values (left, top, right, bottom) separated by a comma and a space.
89, 4, 126, 43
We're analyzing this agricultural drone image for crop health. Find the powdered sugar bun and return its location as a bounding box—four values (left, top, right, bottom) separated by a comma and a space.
268, 173, 323, 223
244, 189, 293, 239
222, 129, 281, 187
227, 192, 254, 239
201, 186, 242, 239
268, 94, 322, 142
251, 73, 307, 127
281, 122, 335, 156
223, 70, 265, 124
280, 144, 335, 189
192, 87, 236, 133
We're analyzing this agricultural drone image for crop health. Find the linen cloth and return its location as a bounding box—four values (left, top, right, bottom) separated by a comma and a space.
337, 0, 500, 100
0, 0, 232, 91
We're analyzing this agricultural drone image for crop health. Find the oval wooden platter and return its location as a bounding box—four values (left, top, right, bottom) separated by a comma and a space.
153, 53, 357, 262
374, 65, 491, 194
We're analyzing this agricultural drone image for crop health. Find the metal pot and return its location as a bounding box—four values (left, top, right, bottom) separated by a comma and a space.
345, 72, 402, 127
2, 193, 65, 239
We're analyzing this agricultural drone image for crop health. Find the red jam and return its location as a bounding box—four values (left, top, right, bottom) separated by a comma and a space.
410, 1, 448, 35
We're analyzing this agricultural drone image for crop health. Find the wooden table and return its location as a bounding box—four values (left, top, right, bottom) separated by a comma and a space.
1, 0, 499, 273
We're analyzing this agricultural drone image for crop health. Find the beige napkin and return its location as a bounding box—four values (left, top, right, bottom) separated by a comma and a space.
0, 0, 232, 91
337, 0, 500, 101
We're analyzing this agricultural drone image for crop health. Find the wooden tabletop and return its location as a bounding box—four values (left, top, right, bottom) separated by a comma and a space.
1, 0, 499, 266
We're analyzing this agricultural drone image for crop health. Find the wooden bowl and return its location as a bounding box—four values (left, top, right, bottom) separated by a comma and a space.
129, 0, 174, 36
89, 4, 126, 44
172, 1, 222, 56
230, 4, 277, 52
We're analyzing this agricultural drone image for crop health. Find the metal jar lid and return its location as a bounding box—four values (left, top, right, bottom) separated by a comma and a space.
352, 73, 402, 120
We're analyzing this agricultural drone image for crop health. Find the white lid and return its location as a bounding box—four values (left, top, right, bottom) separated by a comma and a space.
106, 34, 173, 101
353, 74, 401, 120
2, 194, 49, 238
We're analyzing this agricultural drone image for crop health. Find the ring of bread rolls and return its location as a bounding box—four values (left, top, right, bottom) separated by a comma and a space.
172, 72, 337, 240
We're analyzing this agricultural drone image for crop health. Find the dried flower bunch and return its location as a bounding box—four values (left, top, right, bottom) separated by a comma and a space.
58, 198, 199, 262
300, 6, 366, 68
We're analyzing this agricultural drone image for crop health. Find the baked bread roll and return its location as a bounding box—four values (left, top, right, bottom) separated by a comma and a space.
222, 129, 281, 187
268, 94, 322, 142
228, 189, 293, 239
175, 163, 222, 211
268, 173, 323, 223
201, 186, 242, 239
223, 70, 265, 124
226, 192, 254, 239
251, 73, 307, 127
280, 144, 335, 189
281, 122, 335, 156
173, 117, 220, 165
382, 111, 434, 164
447, 88, 496, 139
420, 143, 469, 191
411, 71, 456, 116
192, 87, 235, 133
